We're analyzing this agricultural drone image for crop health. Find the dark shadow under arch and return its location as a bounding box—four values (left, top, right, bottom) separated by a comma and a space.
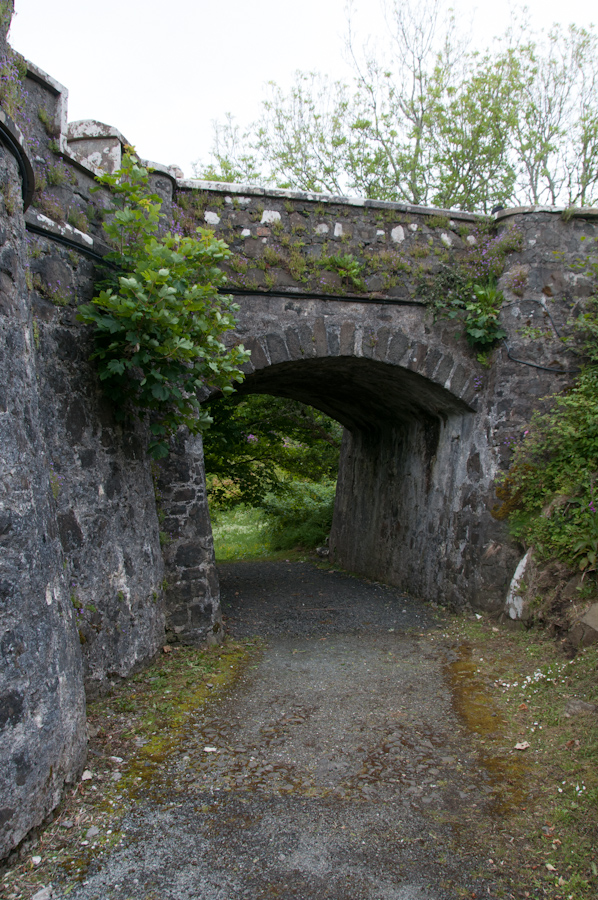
232, 355, 472, 432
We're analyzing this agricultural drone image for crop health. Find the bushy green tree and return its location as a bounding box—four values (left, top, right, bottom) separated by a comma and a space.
195, 1, 598, 212
78, 154, 249, 458
202, 393, 342, 507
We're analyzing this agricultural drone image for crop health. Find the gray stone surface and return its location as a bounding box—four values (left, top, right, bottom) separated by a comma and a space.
0, 39, 183, 858
581, 602, 598, 633
569, 603, 598, 648
31, 277, 166, 694
0, 138, 86, 858
156, 430, 221, 646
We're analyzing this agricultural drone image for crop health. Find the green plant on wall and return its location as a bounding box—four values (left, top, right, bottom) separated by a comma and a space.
321, 252, 365, 290
420, 225, 521, 351
77, 153, 249, 459
494, 244, 598, 579
493, 367, 598, 578
0, 44, 26, 124
453, 282, 507, 349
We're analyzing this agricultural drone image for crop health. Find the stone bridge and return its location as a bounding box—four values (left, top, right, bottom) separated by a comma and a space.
1, 29, 597, 858
230, 293, 488, 608
181, 183, 592, 611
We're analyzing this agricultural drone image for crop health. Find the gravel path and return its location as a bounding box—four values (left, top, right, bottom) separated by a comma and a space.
64, 561, 505, 900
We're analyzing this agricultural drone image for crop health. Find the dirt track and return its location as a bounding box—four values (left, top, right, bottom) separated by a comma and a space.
62, 561, 516, 900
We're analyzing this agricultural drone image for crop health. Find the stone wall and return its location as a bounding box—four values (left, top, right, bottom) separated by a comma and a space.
0, 14, 87, 856
20, 63, 220, 673
156, 431, 222, 646
0, 43, 219, 857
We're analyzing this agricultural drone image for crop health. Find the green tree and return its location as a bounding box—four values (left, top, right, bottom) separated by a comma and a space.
78, 154, 249, 458
194, 1, 598, 212
202, 393, 342, 507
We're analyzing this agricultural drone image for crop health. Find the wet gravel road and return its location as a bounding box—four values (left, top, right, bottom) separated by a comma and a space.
66, 561, 508, 900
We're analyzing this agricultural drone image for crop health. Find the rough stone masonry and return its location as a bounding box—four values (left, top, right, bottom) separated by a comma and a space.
1, 3, 597, 860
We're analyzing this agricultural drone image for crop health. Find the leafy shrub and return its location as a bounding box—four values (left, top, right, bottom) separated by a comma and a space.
494, 245, 598, 578
204, 394, 342, 508
494, 367, 598, 576
420, 225, 521, 350
77, 154, 249, 458
261, 480, 336, 550
459, 282, 507, 348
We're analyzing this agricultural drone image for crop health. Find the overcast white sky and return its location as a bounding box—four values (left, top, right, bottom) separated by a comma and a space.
9, 0, 597, 179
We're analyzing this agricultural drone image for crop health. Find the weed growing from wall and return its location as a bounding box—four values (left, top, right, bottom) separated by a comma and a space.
0, 43, 26, 125
493, 368, 598, 577
321, 253, 365, 290
77, 154, 249, 459
419, 225, 522, 350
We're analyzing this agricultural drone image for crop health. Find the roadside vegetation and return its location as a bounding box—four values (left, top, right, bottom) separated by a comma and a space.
492, 249, 598, 630
203, 393, 340, 559
437, 613, 598, 900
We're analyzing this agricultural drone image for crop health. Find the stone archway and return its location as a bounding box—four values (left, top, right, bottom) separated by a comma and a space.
221, 299, 515, 610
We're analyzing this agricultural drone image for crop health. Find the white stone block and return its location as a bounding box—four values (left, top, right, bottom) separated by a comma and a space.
505, 549, 532, 619
391, 226, 405, 243
261, 210, 281, 225
204, 211, 220, 225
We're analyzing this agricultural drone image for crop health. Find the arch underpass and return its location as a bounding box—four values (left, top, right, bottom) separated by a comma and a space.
160, 201, 586, 639
221, 295, 515, 611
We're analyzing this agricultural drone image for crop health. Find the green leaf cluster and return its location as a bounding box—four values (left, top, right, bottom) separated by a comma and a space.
77, 154, 249, 458
495, 365, 598, 576
321, 253, 365, 290
458, 283, 507, 349
420, 226, 521, 350
202, 393, 342, 508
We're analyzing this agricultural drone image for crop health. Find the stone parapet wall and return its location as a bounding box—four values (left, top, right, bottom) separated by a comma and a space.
175, 179, 479, 304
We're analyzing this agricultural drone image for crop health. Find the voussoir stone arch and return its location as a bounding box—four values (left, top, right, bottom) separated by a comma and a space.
231, 297, 481, 415
222, 295, 506, 610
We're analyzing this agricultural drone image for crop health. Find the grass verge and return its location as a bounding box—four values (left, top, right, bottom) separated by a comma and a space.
436, 614, 598, 900
0, 639, 261, 900
211, 506, 271, 560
